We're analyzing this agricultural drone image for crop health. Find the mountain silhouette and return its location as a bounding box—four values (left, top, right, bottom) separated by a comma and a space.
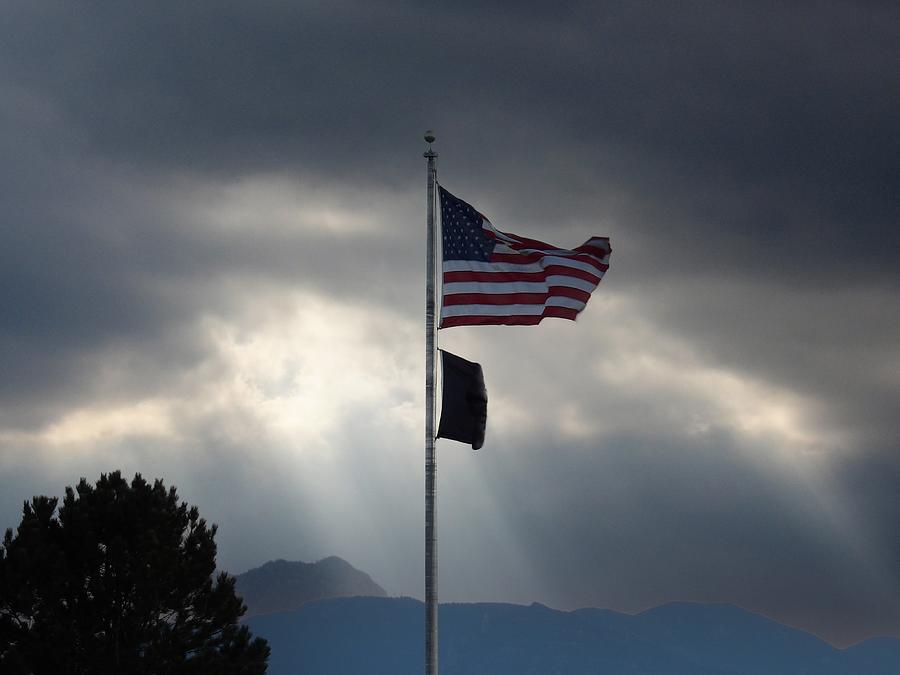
234, 556, 386, 617
247, 596, 900, 675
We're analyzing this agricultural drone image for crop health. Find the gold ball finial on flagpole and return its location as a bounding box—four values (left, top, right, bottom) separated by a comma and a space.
424, 130, 437, 159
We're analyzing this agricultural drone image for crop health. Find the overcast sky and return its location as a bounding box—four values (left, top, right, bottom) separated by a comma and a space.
2, 0, 899, 647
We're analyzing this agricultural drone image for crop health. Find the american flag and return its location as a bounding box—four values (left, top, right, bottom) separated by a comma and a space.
439, 186, 611, 328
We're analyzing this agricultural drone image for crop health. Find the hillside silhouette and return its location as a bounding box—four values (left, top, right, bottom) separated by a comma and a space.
247, 596, 900, 675
235, 556, 386, 617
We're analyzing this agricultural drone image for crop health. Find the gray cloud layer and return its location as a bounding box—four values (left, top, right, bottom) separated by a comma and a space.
1, 1, 898, 646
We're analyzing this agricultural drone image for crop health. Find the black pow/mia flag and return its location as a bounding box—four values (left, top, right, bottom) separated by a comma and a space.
437, 350, 487, 450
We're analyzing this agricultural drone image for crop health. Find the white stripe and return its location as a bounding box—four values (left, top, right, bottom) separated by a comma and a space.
442, 304, 546, 317
482, 219, 511, 239
493, 243, 518, 254
443, 281, 548, 295
443, 277, 596, 295
443, 258, 606, 277
441, 296, 586, 318
538, 249, 584, 255
546, 275, 598, 292
444, 260, 547, 274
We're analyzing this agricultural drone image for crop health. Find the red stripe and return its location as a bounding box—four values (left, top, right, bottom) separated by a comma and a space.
441, 314, 543, 328
443, 267, 601, 287
443, 270, 548, 283
548, 286, 592, 303
490, 251, 609, 274
494, 237, 609, 267
439, 305, 582, 328
543, 306, 580, 321
491, 230, 559, 251
575, 242, 611, 258
562, 252, 610, 272
572, 250, 610, 265
442, 292, 548, 306
442, 287, 592, 306
544, 265, 603, 284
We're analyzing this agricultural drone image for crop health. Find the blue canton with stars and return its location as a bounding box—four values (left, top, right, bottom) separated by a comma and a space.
440, 187, 495, 261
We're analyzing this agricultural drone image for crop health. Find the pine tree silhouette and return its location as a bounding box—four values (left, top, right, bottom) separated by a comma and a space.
0, 471, 269, 674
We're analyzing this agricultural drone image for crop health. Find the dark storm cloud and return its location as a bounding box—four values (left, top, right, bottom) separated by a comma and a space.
2, 0, 897, 391
2, 0, 899, 646
4, 0, 898, 290
4, 2, 898, 238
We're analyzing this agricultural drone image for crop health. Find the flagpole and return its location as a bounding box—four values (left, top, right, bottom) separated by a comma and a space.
423, 130, 439, 675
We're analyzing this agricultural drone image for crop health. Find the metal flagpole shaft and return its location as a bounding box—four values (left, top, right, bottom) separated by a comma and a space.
423, 130, 438, 675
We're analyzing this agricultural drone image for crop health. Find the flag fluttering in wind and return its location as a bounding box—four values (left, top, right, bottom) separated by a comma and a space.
437, 350, 487, 450
439, 186, 611, 328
